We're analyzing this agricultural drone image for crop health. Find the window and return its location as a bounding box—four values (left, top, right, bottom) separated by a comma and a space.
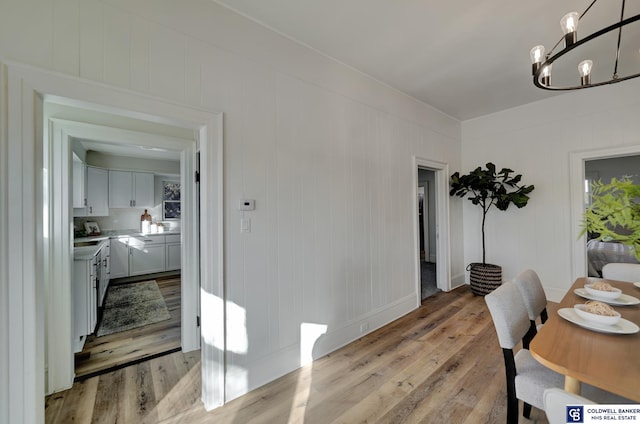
163, 181, 181, 220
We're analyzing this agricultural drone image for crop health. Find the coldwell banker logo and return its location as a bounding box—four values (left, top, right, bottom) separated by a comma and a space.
567, 405, 584, 423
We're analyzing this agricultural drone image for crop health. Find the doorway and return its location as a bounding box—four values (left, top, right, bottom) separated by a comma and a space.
66, 132, 187, 379
569, 146, 640, 280
413, 157, 452, 300
583, 154, 640, 277
418, 169, 439, 299
44, 107, 199, 391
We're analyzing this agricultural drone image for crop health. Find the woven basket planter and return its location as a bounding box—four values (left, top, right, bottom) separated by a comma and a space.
467, 263, 502, 296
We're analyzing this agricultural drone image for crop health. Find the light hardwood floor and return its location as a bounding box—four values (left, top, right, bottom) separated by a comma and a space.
74, 275, 182, 378
47, 285, 554, 424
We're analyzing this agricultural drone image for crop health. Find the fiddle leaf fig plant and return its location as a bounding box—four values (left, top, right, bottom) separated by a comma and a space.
581, 177, 640, 261
450, 163, 535, 264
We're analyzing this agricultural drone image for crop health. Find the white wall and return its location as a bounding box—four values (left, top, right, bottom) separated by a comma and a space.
0, 0, 462, 410
461, 79, 640, 301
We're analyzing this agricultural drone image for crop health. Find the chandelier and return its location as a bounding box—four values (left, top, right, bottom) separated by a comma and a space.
530, 0, 640, 90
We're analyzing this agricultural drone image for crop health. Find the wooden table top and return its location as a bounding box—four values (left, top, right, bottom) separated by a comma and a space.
530, 277, 640, 402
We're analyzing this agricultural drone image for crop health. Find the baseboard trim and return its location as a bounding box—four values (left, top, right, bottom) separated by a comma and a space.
225, 294, 417, 402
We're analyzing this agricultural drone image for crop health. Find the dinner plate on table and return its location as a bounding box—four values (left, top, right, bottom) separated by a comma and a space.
573, 288, 640, 306
634, 282, 640, 289
558, 308, 640, 334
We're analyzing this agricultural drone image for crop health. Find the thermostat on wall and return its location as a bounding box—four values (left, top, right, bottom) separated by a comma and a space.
238, 199, 255, 211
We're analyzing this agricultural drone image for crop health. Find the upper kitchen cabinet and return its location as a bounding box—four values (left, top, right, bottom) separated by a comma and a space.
74, 166, 109, 217
108, 170, 154, 208
72, 159, 86, 209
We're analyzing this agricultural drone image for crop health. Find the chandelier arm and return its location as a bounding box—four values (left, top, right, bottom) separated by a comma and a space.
580, 0, 598, 20
613, 0, 626, 78
533, 13, 640, 90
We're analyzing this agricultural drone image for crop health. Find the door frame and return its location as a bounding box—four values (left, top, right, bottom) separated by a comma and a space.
413, 157, 452, 294
45, 117, 198, 393
1, 60, 225, 423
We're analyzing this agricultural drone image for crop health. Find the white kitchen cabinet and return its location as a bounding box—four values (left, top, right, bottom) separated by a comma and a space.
110, 237, 130, 279
74, 166, 109, 217
72, 160, 85, 208
73, 255, 98, 353
109, 170, 154, 208
165, 234, 181, 271
129, 235, 166, 276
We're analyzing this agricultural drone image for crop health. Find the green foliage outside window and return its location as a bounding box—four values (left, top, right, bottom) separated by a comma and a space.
581, 177, 640, 261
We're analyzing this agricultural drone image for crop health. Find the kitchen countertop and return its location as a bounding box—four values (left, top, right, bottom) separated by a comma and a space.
74, 237, 109, 261
74, 228, 181, 261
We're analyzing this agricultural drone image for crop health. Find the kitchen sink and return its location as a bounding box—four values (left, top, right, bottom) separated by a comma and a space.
74, 240, 101, 247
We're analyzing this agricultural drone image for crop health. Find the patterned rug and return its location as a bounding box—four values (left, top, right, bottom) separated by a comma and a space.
96, 280, 171, 337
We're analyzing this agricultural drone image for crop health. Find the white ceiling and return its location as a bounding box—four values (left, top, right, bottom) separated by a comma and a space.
74, 138, 181, 161
213, 0, 640, 121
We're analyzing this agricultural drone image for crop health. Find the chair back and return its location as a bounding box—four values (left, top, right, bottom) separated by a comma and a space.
543, 388, 594, 424
513, 269, 547, 321
602, 263, 640, 283
485, 282, 530, 350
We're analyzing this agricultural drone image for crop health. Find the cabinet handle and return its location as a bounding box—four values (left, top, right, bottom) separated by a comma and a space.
89, 206, 93, 214
84, 198, 87, 206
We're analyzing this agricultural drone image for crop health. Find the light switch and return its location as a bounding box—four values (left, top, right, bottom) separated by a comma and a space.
241, 218, 251, 233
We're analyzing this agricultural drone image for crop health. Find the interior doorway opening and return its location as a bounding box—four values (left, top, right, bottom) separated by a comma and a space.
583, 154, 640, 278
418, 168, 439, 299
413, 157, 452, 302
43, 102, 201, 393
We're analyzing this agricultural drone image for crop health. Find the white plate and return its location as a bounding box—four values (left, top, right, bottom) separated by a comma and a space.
558, 308, 639, 334
634, 282, 640, 289
574, 288, 640, 305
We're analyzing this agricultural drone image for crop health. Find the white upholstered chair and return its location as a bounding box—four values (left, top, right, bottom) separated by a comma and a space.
485, 282, 631, 424
513, 269, 548, 349
485, 281, 561, 423
602, 262, 640, 283
543, 388, 594, 424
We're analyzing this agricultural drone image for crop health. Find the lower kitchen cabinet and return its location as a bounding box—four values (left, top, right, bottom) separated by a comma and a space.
165, 234, 181, 271
110, 237, 130, 279
108, 233, 181, 279
73, 256, 98, 353
129, 235, 166, 276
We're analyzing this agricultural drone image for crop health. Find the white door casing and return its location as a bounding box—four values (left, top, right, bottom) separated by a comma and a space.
413, 157, 452, 296
1, 60, 225, 424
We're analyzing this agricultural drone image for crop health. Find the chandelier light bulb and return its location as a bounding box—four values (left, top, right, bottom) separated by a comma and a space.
561, 12, 579, 34
541, 64, 552, 86
560, 12, 579, 46
530, 45, 546, 75
530, 45, 545, 63
578, 60, 593, 85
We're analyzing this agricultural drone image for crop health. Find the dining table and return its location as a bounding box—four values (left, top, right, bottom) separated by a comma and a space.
529, 277, 640, 402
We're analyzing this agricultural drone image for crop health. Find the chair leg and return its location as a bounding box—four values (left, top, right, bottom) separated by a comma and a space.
503, 349, 519, 424
523, 402, 532, 418
541, 308, 548, 324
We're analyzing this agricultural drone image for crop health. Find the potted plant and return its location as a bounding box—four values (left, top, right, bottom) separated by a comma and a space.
581, 177, 640, 260
450, 163, 535, 295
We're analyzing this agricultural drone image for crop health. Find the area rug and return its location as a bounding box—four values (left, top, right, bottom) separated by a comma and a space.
96, 280, 171, 337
